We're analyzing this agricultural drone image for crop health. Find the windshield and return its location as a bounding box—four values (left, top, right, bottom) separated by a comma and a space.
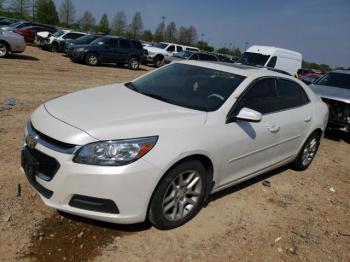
75, 35, 98, 44
315, 72, 350, 89
9, 21, 22, 27
52, 30, 64, 37
90, 37, 106, 45
153, 43, 168, 49
174, 51, 193, 58
127, 63, 245, 111
238, 52, 270, 66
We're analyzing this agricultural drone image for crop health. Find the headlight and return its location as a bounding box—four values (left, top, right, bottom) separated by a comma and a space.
76, 47, 85, 52
73, 136, 158, 166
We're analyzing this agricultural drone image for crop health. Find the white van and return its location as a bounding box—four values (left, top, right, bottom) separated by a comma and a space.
238, 45, 302, 76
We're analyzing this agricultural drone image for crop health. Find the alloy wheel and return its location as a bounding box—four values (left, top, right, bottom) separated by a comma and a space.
0, 43, 7, 57
301, 137, 318, 166
162, 170, 202, 221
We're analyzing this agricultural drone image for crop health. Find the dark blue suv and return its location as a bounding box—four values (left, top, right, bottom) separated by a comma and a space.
65, 34, 105, 55
70, 36, 145, 70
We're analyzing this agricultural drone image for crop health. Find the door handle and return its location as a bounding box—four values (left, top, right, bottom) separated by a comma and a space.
304, 116, 312, 122
266, 124, 280, 133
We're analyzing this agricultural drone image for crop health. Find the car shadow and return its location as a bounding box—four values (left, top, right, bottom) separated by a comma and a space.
207, 165, 290, 204
6, 54, 39, 61
57, 210, 152, 232
324, 129, 350, 144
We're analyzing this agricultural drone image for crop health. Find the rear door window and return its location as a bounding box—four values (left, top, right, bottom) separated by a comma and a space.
131, 40, 142, 49
276, 79, 310, 110
119, 39, 131, 49
176, 46, 183, 52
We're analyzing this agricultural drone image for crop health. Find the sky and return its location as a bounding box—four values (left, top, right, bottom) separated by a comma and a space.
53, 0, 350, 68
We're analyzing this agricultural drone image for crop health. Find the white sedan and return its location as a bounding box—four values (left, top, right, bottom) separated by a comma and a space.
21, 61, 328, 229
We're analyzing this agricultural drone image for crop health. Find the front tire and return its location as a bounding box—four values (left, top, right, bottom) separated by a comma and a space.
153, 56, 163, 68
149, 160, 208, 230
0, 41, 10, 57
49, 43, 58, 53
292, 131, 321, 171
85, 53, 99, 66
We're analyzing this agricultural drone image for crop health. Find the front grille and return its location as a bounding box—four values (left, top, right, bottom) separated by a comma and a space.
30, 122, 76, 149
27, 147, 60, 181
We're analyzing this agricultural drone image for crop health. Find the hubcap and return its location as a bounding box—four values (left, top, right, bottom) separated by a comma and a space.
89, 56, 98, 65
302, 137, 318, 166
131, 60, 138, 69
162, 170, 202, 221
0, 44, 6, 56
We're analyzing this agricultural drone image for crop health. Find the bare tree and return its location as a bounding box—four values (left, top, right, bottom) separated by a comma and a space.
165, 21, 177, 42
59, 0, 75, 26
79, 10, 96, 32
111, 11, 126, 36
9, 0, 31, 18
129, 11, 143, 39
187, 26, 198, 45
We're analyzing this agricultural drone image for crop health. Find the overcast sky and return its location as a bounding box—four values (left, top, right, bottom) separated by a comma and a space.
53, 0, 350, 67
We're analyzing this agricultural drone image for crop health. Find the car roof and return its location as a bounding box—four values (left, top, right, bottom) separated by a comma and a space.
331, 70, 350, 74
175, 60, 296, 79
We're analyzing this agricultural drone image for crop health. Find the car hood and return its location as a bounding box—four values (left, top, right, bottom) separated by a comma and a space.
44, 83, 207, 141
144, 46, 168, 54
37, 31, 51, 38
310, 84, 350, 103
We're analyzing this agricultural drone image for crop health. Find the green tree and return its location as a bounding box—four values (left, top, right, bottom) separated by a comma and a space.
36, 0, 58, 24
197, 41, 214, 52
97, 13, 110, 34
79, 10, 96, 32
59, 0, 75, 26
0, 0, 5, 11
153, 21, 165, 42
165, 21, 177, 42
129, 11, 143, 38
141, 30, 153, 42
111, 11, 126, 36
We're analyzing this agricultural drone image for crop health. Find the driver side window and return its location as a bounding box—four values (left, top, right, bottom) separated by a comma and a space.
234, 78, 278, 115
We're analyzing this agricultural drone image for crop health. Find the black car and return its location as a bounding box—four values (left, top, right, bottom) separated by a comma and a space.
70, 36, 144, 70
64, 34, 105, 55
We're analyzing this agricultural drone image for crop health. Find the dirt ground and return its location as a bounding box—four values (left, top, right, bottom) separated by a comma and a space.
0, 46, 349, 262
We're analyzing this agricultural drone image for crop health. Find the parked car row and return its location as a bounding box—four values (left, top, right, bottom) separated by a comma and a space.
163, 50, 238, 64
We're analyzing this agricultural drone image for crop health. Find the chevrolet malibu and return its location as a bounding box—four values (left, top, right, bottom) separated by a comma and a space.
21, 61, 328, 229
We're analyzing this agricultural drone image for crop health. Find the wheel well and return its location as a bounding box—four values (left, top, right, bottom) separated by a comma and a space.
85, 51, 98, 59
0, 40, 10, 51
313, 128, 323, 138
129, 55, 140, 61
146, 154, 214, 219
155, 54, 164, 60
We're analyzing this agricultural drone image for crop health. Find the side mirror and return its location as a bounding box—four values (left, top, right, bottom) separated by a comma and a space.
228, 107, 262, 123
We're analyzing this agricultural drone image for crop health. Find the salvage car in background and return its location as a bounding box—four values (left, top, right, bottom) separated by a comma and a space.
0, 28, 26, 57
21, 61, 328, 229
70, 36, 144, 70
310, 70, 350, 132
14, 25, 56, 44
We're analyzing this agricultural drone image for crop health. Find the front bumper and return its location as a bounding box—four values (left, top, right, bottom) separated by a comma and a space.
70, 51, 85, 61
21, 125, 162, 224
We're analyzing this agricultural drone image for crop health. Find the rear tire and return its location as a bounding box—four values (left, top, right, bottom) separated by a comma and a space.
149, 160, 208, 230
0, 41, 10, 57
85, 53, 99, 66
128, 57, 140, 70
292, 131, 321, 171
